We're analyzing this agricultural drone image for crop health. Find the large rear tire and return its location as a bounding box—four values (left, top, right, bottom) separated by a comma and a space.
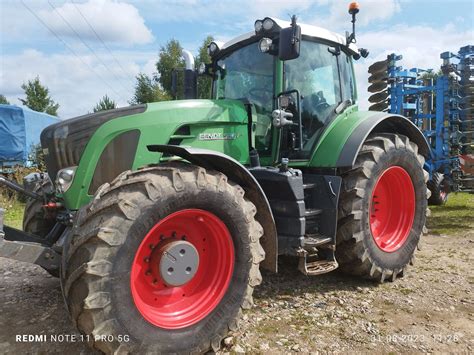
336, 133, 428, 282
427, 172, 450, 205
61, 163, 265, 354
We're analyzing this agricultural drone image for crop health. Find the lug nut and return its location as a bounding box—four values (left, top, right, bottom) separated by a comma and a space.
144, 257, 150, 263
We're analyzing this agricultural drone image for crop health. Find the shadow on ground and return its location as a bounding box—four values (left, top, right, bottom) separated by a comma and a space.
255, 256, 379, 301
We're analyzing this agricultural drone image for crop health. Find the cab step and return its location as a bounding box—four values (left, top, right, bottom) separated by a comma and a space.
297, 248, 338, 276
302, 234, 332, 247
305, 208, 323, 217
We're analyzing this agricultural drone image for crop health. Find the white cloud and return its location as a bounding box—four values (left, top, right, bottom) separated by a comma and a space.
354, 23, 473, 109
38, 0, 154, 45
0, 48, 157, 118
304, 0, 402, 33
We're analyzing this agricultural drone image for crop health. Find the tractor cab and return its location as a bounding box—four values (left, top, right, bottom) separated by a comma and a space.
204, 16, 363, 164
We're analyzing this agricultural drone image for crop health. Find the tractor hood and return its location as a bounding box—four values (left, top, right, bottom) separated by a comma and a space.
41, 99, 249, 181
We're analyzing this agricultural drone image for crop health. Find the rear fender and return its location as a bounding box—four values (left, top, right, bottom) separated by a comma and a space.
311, 111, 431, 168
337, 113, 431, 167
148, 145, 278, 273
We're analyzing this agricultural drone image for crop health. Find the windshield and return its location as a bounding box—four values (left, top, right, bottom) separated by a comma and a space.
213, 42, 274, 155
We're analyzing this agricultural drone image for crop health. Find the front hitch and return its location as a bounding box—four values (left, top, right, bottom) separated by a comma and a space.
0, 175, 43, 201
0, 208, 61, 273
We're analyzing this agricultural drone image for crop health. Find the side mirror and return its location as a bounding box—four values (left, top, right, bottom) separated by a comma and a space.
278, 16, 301, 61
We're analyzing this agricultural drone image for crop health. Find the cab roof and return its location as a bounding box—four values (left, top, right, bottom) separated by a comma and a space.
218, 17, 358, 54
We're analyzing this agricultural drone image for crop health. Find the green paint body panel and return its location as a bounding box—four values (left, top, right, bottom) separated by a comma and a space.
61, 97, 380, 210
308, 105, 374, 167
63, 99, 250, 210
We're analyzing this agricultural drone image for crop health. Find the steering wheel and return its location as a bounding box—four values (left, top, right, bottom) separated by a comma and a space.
311, 93, 330, 112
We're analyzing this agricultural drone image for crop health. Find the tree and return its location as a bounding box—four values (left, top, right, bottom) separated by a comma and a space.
155, 39, 185, 98
0, 94, 10, 104
195, 36, 214, 99
93, 94, 117, 112
129, 73, 170, 104
19, 76, 59, 116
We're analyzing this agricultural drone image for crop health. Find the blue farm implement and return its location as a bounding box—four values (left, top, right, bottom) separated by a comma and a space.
368, 45, 474, 204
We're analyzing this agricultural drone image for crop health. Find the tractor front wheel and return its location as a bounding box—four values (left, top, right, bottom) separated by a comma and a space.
60, 163, 264, 354
336, 133, 428, 282
23, 178, 55, 237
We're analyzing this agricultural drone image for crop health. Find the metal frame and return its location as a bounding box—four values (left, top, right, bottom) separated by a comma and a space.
368, 46, 474, 192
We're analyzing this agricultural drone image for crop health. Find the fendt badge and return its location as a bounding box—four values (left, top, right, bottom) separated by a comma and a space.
198, 133, 237, 141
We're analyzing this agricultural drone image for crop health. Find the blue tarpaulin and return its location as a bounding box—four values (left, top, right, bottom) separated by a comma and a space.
0, 104, 60, 164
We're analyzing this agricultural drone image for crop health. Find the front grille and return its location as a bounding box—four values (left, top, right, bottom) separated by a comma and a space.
40, 105, 146, 180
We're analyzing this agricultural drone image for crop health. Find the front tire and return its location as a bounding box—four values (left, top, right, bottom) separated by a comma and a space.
336, 133, 428, 282
61, 163, 264, 354
23, 178, 55, 237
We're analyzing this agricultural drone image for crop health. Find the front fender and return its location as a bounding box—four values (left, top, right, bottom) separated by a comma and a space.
148, 145, 278, 273
311, 111, 431, 168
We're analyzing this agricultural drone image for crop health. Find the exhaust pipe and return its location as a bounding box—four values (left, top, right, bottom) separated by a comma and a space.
182, 49, 197, 100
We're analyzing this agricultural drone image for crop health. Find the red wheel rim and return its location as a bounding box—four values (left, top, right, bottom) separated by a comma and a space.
130, 209, 234, 329
370, 166, 415, 252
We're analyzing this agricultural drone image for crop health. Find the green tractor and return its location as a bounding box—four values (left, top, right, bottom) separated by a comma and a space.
0, 4, 429, 354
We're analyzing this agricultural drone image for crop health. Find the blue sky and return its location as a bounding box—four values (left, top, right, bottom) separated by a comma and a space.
1, 0, 473, 118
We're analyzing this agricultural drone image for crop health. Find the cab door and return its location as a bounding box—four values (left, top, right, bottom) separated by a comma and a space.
280, 40, 356, 161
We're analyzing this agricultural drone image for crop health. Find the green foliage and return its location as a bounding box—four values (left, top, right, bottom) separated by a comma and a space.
130, 73, 170, 104
28, 143, 46, 170
93, 94, 117, 112
0, 94, 10, 104
419, 69, 443, 82
155, 39, 185, 98
19, 76, 59, 116
196, 36, 214, 99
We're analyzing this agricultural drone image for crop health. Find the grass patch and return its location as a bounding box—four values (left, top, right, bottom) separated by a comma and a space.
0, 198, 25, 230
427, 193, 474, 235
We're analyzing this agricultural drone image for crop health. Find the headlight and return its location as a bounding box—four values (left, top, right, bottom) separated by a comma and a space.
254, 20, 263, 33
263, 18, 274, 31
56, 166, 77, 193
258, 37, 273, 53
207, 42, 219, 56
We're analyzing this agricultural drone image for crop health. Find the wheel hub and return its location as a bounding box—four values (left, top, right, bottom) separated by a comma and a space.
154, 240, 199, 287
369, 166, 415, 253
130, 209, 235, 329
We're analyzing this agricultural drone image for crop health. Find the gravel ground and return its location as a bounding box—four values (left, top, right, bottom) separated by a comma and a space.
0, 232, 472, 353
0, 230, 474, 354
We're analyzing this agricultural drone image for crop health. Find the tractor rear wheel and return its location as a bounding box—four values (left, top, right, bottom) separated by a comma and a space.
60, 162, 264, 354
427, 172, 450, 205
336, 133, 427, 282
